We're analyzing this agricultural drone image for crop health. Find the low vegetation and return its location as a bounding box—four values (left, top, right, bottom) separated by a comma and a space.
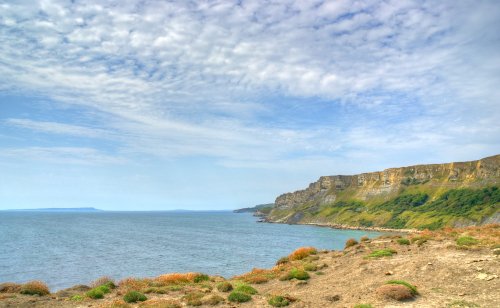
456, 236, 479, 246
345, 238, 358, 248
397, 238, 410, 245
216, 281, 233, 292
228, 291, 251, 303
280, 268, 310, 280
288, 247, 317, 260
354, 304, 373, 308
182, 292, 203, 306
366, 248, 397, 258
386, 280, 418, 295
19, 281, 50, 296
234, 283, 257, 295
268, 295, 290, 307
376, 284, 414, 301
123, 291, 147, 303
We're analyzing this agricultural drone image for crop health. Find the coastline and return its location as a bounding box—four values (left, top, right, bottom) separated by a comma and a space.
1, 224, 497, 307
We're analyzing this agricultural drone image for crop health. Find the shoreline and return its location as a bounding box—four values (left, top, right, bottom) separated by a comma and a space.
261, 218, 421, 233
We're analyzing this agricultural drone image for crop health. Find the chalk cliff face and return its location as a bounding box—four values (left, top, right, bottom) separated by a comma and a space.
268, 155, 500, 229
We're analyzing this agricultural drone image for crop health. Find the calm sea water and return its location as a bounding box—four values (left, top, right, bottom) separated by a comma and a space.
0, 211, 384, 291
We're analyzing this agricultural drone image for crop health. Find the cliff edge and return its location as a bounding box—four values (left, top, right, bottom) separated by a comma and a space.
267, 155, 500, 229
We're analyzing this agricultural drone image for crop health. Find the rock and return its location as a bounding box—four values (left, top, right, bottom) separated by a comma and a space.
385, 271, 394, 275
476, 273, 488, 280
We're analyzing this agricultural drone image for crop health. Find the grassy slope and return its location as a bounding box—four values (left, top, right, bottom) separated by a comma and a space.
269, 183, 500, 230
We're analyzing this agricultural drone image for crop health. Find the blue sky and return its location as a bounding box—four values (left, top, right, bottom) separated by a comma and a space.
0, 0, 499, 210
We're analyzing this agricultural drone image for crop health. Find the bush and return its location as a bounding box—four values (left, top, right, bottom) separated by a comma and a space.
0, 283, 22, 293
123, 291, 147, 303
203, 294, 224, 305
303, 263, 317, 272
345, 238, 359, 249
280, 268, 310, 281
182, 292, 204, 306
86, 288, 105, 299
70, 295, 84, 301
155, 272, 206, 285
354, 305, 373, 308
376, 284, 414, 301
275, 256, 289, 266
268, 295, 289, 307
216, 281, 233, 292
228, 291, 251, 303
91, 276, 115, 289
289, 247, 317, 260
118, 277, 150, 292
386, 280, 418, 295
234, 283, 257, 295
397, 238, 410, 245
366, 249, 397, 258
360, 236, 370, 242
20, 281, 50, 296
193, 274, 210, 283
456, 236, 479, 246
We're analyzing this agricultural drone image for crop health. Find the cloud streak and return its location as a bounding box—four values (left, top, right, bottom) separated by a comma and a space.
0, 0, 499, 170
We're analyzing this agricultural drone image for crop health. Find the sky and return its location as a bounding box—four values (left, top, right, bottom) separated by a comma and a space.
0, 0, 499, 210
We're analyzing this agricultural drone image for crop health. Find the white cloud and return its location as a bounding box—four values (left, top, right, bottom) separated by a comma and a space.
0, 0, 498, 169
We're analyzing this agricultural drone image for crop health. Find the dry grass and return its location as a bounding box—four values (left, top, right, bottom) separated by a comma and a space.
154, 272, 208, 286
91, 276, 115, 288
138, 298, 182, 307
99, 299, 131, 308
203, 294, 224, 305
20, 281, 50, 296
288, 247, 317, 261
233, 268, 274, 284
118, 278, 152, 292
0, 283, 22, 293
376, 284, 414, 301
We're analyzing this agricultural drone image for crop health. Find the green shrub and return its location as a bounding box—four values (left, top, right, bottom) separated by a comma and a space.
386, 280, 418, 295
366, 249, 397, 258
228, 291, 251, 303
86, 288, 104, 299
456, 236, 479, 246
354, 304, 373, 308
193, 274, 210, 283
280, 268, 310, 280
234, 283, 257, 295
345, 238, 358, 249
268, 295, 289, 307
303, 263, 317, 272
95, 285, 110, 294
70, 295, 84, 301
216, 281, 233, 292
397, 238, 410, 245
123, 291, 147, 303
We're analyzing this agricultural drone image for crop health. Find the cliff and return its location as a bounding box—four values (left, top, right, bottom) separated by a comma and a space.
267, 155, 500, 229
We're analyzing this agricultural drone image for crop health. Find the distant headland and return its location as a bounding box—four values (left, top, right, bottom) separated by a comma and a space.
4, 207, 103, 212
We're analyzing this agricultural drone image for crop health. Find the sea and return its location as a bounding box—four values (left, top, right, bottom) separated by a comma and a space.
0, 211, 385, 291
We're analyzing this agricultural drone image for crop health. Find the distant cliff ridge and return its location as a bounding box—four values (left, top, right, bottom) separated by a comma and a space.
267, 155, 500, 229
